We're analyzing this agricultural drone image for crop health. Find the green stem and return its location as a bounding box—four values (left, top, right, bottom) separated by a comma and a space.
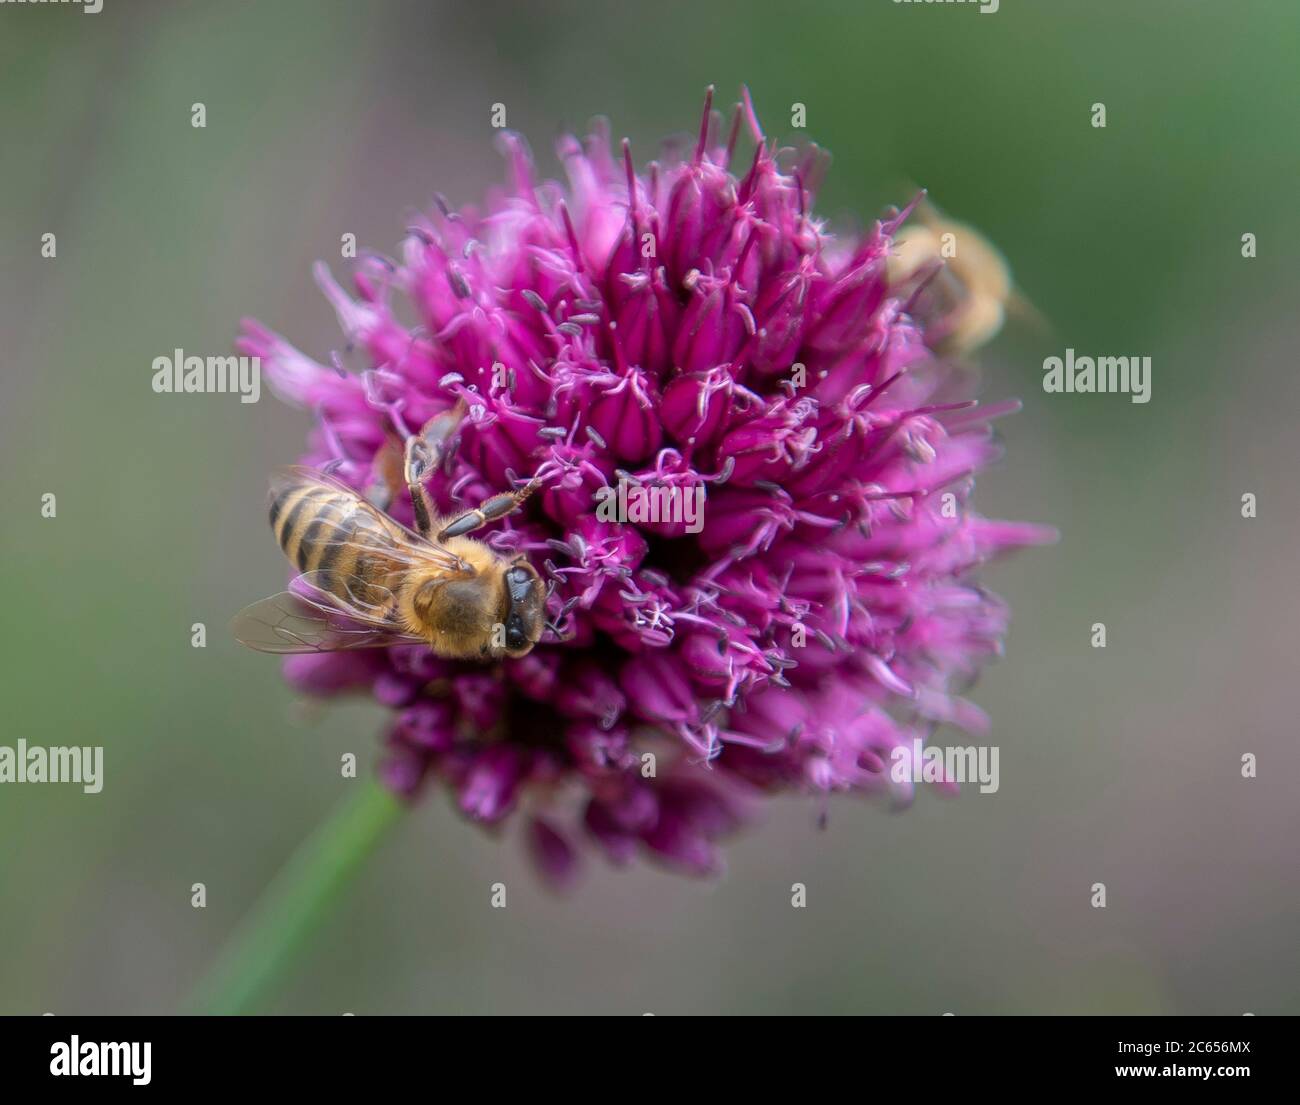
186, 779, 405, 1015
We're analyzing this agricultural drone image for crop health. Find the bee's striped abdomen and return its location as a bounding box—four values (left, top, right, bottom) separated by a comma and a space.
269, 479, 406, 614
270, 483, 338, 570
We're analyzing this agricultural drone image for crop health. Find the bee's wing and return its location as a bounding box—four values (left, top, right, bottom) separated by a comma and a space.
232, 573, 422, 654
270, 465, 469, 573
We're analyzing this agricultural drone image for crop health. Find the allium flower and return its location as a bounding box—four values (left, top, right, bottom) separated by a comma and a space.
238, 88, 1051, 884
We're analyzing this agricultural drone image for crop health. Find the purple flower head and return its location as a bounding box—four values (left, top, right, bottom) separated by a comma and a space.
238, 88, 1052, 885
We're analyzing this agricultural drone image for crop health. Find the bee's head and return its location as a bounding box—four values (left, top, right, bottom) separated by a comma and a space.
494, 559, 544, 659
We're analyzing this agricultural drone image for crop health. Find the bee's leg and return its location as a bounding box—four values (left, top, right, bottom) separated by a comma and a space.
403, 434, 437, 538
402, 402, 468, 538
418, 401, 467, 466
436, 480, 540, 541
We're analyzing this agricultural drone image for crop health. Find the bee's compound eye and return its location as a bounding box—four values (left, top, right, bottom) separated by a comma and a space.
501, 562, 541, 655
505, 565, 535, 603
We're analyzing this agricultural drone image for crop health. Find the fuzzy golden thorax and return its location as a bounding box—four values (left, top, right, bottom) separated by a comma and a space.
399, 537, 544, 661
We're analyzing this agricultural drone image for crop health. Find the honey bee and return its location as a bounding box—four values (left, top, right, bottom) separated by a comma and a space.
887, 196, 1038, 357
233, 407, 545, 661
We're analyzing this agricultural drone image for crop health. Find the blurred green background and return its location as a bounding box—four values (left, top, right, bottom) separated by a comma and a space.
2, 0, 1297, 1014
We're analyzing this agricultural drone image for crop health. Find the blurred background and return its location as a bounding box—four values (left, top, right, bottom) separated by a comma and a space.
2, 0, 1297, 1014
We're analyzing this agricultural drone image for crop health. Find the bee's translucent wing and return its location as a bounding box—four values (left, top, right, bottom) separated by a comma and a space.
231, 592, 403, 653
293, 569, 394, 619
270, 465, 468, 574
232, 573, 421, 654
